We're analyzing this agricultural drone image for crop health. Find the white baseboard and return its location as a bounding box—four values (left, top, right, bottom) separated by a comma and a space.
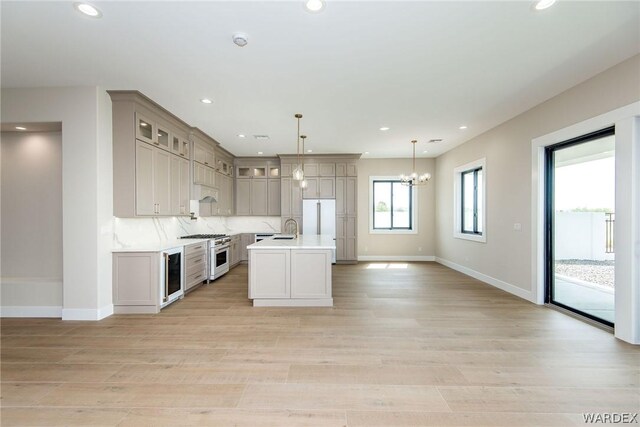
253, 298, 334, 307
435, 257, 534, 302
62, 304, 114, 321
358, 255, 436, 262
1, 305, 62, 318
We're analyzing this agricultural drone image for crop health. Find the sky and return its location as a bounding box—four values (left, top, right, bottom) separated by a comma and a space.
555, 156, 615, 211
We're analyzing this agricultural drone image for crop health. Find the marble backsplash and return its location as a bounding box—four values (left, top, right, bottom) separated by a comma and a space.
113, 216, 281, 249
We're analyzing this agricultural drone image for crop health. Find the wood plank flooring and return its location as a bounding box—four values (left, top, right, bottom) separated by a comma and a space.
1, 262, 638, 426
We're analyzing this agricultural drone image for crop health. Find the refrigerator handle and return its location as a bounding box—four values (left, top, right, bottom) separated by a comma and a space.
317, 201, 321, 235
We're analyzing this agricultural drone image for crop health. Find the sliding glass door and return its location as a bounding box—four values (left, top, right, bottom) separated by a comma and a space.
545, 127, 615, 326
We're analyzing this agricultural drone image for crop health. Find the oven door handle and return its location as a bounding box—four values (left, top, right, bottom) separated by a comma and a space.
163, 252, 169, 303
215, 244, 230, 252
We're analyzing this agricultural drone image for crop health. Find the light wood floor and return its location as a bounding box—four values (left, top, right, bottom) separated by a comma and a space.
1, 262, 638, 426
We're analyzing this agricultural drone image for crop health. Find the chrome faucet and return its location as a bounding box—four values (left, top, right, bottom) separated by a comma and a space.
283, 218, 299, 238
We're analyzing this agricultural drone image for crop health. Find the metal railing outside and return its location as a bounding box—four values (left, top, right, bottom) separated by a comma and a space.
605, 212, 615, 253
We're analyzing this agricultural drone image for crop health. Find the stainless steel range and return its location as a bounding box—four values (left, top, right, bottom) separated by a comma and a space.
179, 234, 231, 280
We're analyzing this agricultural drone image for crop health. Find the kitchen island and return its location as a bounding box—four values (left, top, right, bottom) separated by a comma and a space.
248, 234, 335, 307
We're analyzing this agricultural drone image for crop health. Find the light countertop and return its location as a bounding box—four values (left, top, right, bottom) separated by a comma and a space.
248, 234, 336, 250
112, 238, 211, 253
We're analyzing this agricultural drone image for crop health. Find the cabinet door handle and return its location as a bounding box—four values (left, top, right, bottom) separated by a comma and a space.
163, 252, 169, 302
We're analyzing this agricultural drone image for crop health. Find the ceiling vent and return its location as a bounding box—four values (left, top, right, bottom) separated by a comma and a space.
254, 135, 269, 141
427, 139, 443, 143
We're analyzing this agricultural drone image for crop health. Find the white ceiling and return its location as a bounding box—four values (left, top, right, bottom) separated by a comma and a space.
1, 1, 639, 158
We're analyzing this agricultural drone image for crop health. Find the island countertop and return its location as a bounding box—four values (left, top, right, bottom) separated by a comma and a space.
248, 234, 336, 250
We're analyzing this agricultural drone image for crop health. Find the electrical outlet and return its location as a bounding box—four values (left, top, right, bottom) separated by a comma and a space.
513, 223, 522, 231
364, 246, 368, 252
418, 247, 422, 252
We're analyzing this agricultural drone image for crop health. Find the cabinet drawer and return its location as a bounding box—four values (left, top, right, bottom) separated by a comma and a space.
186, 254, 207, 274
185, 270, 206, 291
185, 242, 208, 256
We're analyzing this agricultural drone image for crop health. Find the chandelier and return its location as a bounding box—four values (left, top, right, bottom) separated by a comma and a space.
400, 140, 431, 186
292, 114, 304, 181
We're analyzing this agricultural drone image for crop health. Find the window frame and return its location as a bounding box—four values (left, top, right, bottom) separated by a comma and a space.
369, 176, 418, 234
454, 158, 486, 243
461, 167, 482, 235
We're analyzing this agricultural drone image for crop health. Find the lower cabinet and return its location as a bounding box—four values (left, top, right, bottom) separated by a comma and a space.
184, 242, 208, 292
249, 249, 290, 299
112, 252, 160, 314
240, 233, 253, 261
248, 248, 332, 305
230, 234, 242, 268
336, 215, 357, 262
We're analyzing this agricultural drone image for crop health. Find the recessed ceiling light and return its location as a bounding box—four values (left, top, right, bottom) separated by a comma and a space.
200, 98, 213, 104
307, 149, 313, 153
305, 0, 325, 12
238, 134, 246, 138
459, 125, 468, 130
73, 2, 102, 18
15, 126, 27, 131
364, 151, 370, 155
254, 135, 269, 141
257, 151, 263, 155
379, 127, 390, 131
533, 0, 556, 10
423, 150, 428, 154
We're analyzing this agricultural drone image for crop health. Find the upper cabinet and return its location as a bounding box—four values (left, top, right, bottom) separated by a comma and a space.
235, 158, 280, 216
193, 141, 215, 167
111, 91, 195, 217
237, 165, 268, 179
109, 91, 234, 218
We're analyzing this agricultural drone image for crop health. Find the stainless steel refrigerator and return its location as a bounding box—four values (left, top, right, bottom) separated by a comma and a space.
302, 199, 336, 263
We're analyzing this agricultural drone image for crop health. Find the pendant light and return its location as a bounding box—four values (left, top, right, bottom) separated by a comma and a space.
400, 140, 431, 187
292, 114, 304, 181
299, 135, 308, 189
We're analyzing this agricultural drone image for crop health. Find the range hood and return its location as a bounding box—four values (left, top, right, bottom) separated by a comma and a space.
191, 184, 218, 203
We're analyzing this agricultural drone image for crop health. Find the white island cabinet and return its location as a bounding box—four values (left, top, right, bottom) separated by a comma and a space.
248, 235, 335, 307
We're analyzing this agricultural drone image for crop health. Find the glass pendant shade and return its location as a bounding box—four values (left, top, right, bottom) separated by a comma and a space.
300, 179, 308, 189
292, 166, 304, 181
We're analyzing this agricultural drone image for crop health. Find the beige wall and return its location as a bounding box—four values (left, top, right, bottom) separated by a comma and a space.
1, 131, 63, 308
434, 54, 640, 298
1, 87, 114, 319
357, 158, 436, 259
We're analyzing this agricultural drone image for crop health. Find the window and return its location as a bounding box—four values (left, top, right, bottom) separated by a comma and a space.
370, 178, 417, 233
454, 158, 486, 242
461, 167, 483, 235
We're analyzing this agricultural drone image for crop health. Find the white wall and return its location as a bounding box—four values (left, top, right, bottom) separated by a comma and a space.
435, 54, 640, 343
1, 87, 113, 320
357, 158, 436, 260
1, 131, 63, 312
555, 212, 612, 261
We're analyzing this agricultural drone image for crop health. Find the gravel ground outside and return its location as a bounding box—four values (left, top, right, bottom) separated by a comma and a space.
555, 259, 615, 289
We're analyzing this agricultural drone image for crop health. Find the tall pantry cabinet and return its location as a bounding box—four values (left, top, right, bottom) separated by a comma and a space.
279, 154, 360, 263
